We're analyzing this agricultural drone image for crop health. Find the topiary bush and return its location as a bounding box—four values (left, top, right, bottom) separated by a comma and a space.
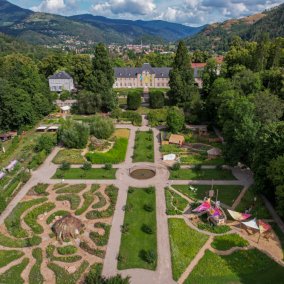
149, 91, 165, 109
127, 92, 141, 110
141, 224, 154, 234
140, 249, 156, 264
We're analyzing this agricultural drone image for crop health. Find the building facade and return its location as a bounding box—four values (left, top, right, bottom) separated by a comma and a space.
49, 71, 75, 92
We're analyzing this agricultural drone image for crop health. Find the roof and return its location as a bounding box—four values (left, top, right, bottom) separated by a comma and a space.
207, 147, 222, 156
48, 126, 59, 130
61, 106, 71, 111
169, 134, 185, 144
5, 160, 18, 171
49, 71, 73, 80
37, 126, 48, 130
114, 63, 171, 79
192, 63, 207, 68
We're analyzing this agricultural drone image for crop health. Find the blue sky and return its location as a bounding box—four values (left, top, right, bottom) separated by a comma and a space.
10, 0, 284, 26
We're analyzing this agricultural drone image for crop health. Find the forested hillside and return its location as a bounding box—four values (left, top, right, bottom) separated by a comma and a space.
185, 4, 284, 52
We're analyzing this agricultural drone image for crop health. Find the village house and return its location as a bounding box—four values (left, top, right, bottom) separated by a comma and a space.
48, 71, 75, 92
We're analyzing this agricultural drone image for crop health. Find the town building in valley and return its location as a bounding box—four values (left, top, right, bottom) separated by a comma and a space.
49, 71, 75, 92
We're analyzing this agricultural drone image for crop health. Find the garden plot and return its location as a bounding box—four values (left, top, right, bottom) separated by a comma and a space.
0, 183, 118, 284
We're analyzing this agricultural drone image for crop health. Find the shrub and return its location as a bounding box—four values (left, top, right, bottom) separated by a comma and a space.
167, 107, 185, 133
29, 150, 47, 169
141, 224, 154, 234
81, 161, 92, 171
143, 204, 154, 212
57, 245, 77, 255
90, 116, 115, 139
34, 134, 56, 153
121, 224, 129, 234
60, 161, 71, 171
148, 108, 168, 127
194, 164, 202, 171
145, 187, 154, 194
57, 119, 89, 149
104, 163, 113, 170
149, 91, 165, 109
127, 92, 141, 110
140, 249, 156, 264
172, 162, 181, 171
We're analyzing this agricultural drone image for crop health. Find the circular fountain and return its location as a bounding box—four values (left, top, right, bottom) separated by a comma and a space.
129, 165, 156, 180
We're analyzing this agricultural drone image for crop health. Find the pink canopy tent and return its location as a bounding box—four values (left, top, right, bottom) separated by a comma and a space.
227, 209, 251, 222
192, 199, 211, 213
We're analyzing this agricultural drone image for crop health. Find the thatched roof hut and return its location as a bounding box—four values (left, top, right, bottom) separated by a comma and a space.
53, 215, 84, 241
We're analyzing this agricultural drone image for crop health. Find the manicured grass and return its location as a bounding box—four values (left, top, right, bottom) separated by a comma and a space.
0, 250, 24, 268
29, 248, 44, 284
57, 245, 77, 255
114, 128, 130, 139
0, 232, 41, 248
197, 223, 231, 234
133, 131, 154, 163
236, 188, 271, 219
86, 138, 128, 164
46, 210, 70, 225
0, 257, 29, 284
47, 261, 89, 284
53, 149, 85, 164
186, 249, 284, 284
118, 187, 157, 270
90, 223, 111, 246
172, 185, 243, 206
165, 188, 188, 215
180, 154, 225, 166
55, 184, 86, 194
5, 198, 47, 238
211, 234, 249, 251
53, 168, 117, 179
170, 168, 236, 180
75, 190, 95, 215
168, 218, 209, 281
24, 202, 56, 234
56, 194, 81, 210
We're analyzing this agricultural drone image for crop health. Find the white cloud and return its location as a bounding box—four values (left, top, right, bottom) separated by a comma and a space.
92, 0, 156, 16
32, 0, 66, 13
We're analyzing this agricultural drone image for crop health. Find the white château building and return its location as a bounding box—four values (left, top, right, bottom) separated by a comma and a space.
49, 71, 75, 92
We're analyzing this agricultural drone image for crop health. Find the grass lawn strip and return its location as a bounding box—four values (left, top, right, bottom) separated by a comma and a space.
75, 190, 95, 215
46, 245, 82, 263
186, 249, 284, 283
56, 184, 86, 194
0, 257, 29, 284
57, 245, 77, 255
90, 223, 111, 246
53, 149, 85, 164
165, 188, 188, 215
47, 260, 89, 284
53, 168, 117, 179
168, 218, 209, 281
133, 131, 154, 163
29, 248, 44, 284
86, 137, 128, 164
5, 197, 47, 238
0, 250, 24, 268
46, 210, 70, 225
0, 233, 41, 248
24, 202, 56, 234
118, 187, 157, 270
56, 194, 81, 210
170, 169, 236, 180
172, 185, 242, 207
211, 234, 249, 251
92, 192, 107, 209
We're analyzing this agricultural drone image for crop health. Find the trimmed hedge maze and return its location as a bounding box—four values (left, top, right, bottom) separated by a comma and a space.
0, 183, 119, 284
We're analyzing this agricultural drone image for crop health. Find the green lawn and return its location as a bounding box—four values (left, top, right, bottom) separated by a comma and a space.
235, 187, 270, 219
168, 218, 208, 281
118, 187, 157, 270
170, 168, 236, 180
0, 250, 24, 268
53, 149, 85, 164
211, 234, 249, 251
172, 185, 243, 206
186, 249, 284, 284
180, 154, 225, 166
86, 138, 128, 164
165, 188, 189, 215
53, 168, 117, 179
133, 131, 154, 163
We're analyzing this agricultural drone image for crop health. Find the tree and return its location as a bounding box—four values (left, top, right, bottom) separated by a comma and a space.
57, 120, 89, 149
149, 91, 165, 109
90, 116, 114, 139
252, 122, 284, 196
218, 95, 259, 165
76, 91, 102, 115
35, 134, 56, 154
168, 41, 196, 105
267, 155, 284, 217
60, 90, 71, 101
202, 58, 218, 95
251, 91, 284, 124
167, 107, 185, 133
127, 92, 141, 110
